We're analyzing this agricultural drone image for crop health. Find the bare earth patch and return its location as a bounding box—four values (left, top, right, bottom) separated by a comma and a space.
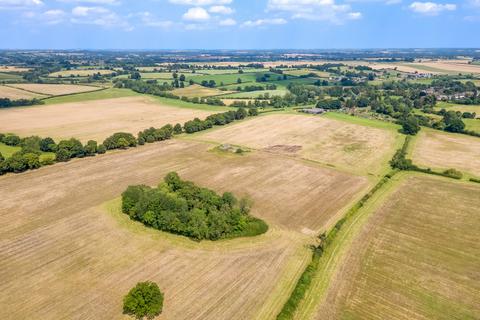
0, 96, 216, 142
0, 140, 367, 319
8, 83, 101, 96
315, 176, 480, 320
0, 85, 46, 100
196, 114, 397, 174
412, 130, 480, 176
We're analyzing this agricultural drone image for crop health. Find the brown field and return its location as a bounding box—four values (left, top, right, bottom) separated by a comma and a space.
418, 60, 480, 74
412, 130, 480, 176
315, 175, 480, 319
193, 114, 398, 175
0, 139, 368, 319
49, 69, 115, 77
0, 85, 46, 100
173, 84, 234, 98
221, 98, 256, 106
369, 63, 441, 74
0, 96, 217, 142
0, 65, 31, 72
9, 83, 101, 96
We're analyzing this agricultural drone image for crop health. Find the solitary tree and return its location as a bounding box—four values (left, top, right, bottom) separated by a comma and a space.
123, 282, 164, 320
401, 116, 420, 135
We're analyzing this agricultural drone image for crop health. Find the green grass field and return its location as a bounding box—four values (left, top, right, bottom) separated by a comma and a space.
465, 118, 480, 132
43, 88, 140, 105
0, 72, 23, 81
0, 142, 55, 160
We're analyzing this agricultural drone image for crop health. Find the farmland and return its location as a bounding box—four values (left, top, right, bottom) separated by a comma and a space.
411, 129, 480, 177
49, 69, 116, 77
0, 85, 46, 99
172, 84, 231, 98
8, 83, 102, 96
311, 175, 480, 320
0, 96, 221, 142
0, 139, 370, 319
191, 114, 400, 175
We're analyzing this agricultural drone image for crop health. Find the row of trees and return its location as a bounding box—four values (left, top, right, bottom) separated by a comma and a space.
0, 98, 44, 108
122, 172, 268, 240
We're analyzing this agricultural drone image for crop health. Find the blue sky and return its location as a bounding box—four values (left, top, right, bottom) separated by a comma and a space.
0, 0, 479, 49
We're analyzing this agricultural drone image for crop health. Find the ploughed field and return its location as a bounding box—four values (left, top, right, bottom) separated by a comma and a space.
0, 96, 217, 142
194, 114, 398, 175
314, 176, 480, 320
412, 130, 480, 177
0, 139, 369, 319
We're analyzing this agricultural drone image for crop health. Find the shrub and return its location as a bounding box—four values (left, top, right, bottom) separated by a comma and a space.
401, 115, 420, 135
103, 132, 137, 150
40, 137, 57, 152
173, 123, 183, 134
3, 134, 21, 146
55, 148, 71, 162
442, 168, 463, 179
57, 138, 85, 159
97, 144, 107, 154
123, 282, 163, 319
84, 140, 98, 156
0, 152, 4, 162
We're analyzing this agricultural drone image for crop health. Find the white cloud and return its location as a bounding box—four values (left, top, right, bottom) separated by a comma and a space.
57, 0, 119, 4
242, 18, 287, 27
267, 0, 362, 24
470, 0, 480, 7
209, 5, 233, 14
182, 7, 210, 20
43, 9, 66, 24
0, 0, 43, 10
169, 0, 232, 5
409, 2, 456, 15
219, 17, 236, 25
70, 5, 132, 29
137, 11, 174, 28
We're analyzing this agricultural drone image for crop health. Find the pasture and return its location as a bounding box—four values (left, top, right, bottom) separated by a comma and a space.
0, 85, 46, 99
412, 129, 480, 177
192, 113, 400, 175
220, 89, 287, 99
8, 83, 102, 96
0, 139, 369, 319
0, 96, 220, 142
314, 175, 480, 319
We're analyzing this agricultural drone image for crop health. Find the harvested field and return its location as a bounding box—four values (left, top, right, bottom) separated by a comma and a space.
221, 98, 256, 106
0, 139, 368, 319
369, 63, 441, 74
194, 114, 398, 175
0, 65, 30, 72
412, 130, 480, 176
315, 175, 480, 319
0, 85, 46, 99
416, 60, 480, 74
49, 69, 115, 77
0, 96, 217, 142
8, 83, 101, 96
173, 84, 233, 98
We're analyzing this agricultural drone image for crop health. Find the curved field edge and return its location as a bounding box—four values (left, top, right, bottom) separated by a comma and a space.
103, 198, 313, 319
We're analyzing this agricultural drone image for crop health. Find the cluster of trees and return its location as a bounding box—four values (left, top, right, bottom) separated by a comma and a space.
123, 282, 164, 319
122, 172, 267, 240
137, 124, 175, 145
0, 98, 44, 108
237, 84, 277, 92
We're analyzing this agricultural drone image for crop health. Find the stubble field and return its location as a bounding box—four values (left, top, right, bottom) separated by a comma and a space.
313, 175, 480, 320
8, 83, 102, 96
0, 85, 46, 99
0, 139, 369, 319
193, 114, 399, 175
0, 96, 218, 142
412, 130, 480, 176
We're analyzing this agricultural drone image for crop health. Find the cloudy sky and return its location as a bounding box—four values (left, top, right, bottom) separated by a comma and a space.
0, 0, 478, 49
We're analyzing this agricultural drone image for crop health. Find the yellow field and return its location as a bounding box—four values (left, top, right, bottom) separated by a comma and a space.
192, 114, 398, 175
0, 96, 217, 142
8, 83, 101, 96
0, 65, 31, 72
0, 139, 368, 319
173, 84, 233, 98
314, 175, 480, 319
412, 130, 480, 176
49, 69, 115, 77
0, 85, 46, 99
